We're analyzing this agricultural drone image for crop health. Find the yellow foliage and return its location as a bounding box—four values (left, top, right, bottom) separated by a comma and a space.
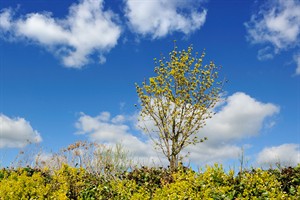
237, 168, 288, 199
0, 168, 51, 199
0, 165, 86, 199
135, 43, 224, 171
0, 164, 299, 199
51, 164, 86, 199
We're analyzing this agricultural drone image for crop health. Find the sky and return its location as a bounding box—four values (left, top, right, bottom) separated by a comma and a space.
0, 0, 299, 169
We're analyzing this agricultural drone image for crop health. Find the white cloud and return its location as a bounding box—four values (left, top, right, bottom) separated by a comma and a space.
256, 144, 300, 167
294, 54, 300, 75
184, 92, 280, 164
0, 8, 13, 31
0, 0, 121, 68
0, 114, 42, 148
111, 115, 126, 124
201, 92, 279, 141
245, 0, 300, 50
99, 54, 107, 64
257, 46, 274, 60
75, 112, 164, 165
245, 0, 300, 74
124, 0, 207, 38
186, 143, 242, 166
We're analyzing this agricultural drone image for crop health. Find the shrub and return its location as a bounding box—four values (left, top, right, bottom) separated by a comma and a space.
235, 168, 288, 199
1, 157, 299, 199
0, 167, 52, 199
50, 164, 86, 199
196, 164, 236, 199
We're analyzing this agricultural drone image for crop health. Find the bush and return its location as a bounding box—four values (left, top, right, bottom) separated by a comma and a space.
268, 164, 300, 196
235, 168, 288, 199
0, 167, 52, 199
1, 161, 299, 199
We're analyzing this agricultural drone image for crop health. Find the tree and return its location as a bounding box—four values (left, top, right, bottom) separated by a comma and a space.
135, 43, 224, 171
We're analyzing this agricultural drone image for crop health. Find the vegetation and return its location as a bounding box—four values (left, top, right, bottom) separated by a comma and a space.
0, 141, 299, 199
0, 162, 299, 199
136, 43, 224, 171
11, 141, 133, 180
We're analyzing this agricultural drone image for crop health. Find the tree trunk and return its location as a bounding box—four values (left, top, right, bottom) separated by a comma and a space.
170, 154, 178, 172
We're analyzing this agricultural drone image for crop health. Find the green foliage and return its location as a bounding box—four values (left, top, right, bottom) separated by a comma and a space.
235, 168, 287, 199
268, 164, 300, 196
136, 43, 224, 171
122, 166, 173, 199
50, 164, 86, 199
195, 164, 236, 199
124, 166, 173, 188
79, 172, 102, 199
0, 164, 299, 199
154, 167, 200, 199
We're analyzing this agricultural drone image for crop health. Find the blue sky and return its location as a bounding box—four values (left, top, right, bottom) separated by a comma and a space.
0, 0, 299, 168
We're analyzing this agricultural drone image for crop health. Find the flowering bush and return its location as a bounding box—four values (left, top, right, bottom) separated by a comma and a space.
1, 155, 299, 199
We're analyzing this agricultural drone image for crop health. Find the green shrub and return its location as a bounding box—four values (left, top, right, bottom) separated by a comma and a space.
1, 163, 300, 199
235, 168, 288, 199
0, 167, 52, 199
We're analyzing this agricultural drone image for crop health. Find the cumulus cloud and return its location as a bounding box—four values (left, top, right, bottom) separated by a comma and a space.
186, 143, 242, 166
183, 92, 280, 164
124, 0, 207, 38
0, 114, 42, 148
201, 92, 279, 141
0, 0, 121, 68
256, 144, 300, 167
245, 0, 300, 74
75, 112, 164, 165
